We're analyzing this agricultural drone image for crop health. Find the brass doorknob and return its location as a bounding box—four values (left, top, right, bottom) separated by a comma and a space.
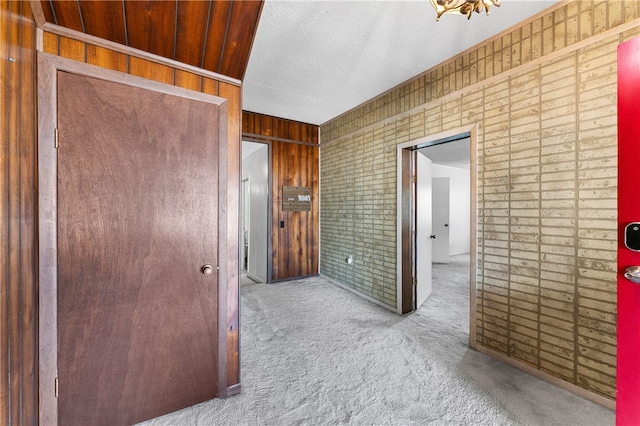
201, 264, 214, 276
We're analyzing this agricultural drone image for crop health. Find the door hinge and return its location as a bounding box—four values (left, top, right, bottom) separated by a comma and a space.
55, 376, 59, 398
413, 278, 417, 287
54, 128, 59, 149
412, 175, 417, 183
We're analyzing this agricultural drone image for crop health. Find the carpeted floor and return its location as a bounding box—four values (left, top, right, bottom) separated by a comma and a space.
139, 255, 614, 425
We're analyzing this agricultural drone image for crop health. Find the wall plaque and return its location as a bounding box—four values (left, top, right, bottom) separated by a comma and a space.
282, 186, 311, 211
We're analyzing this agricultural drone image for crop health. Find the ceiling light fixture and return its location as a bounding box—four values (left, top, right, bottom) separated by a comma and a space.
430, 0, 501, 21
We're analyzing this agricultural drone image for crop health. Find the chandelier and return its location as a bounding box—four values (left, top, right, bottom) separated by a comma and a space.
430, 0, 501, 21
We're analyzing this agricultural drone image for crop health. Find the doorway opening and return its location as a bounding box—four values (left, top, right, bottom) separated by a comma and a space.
396, 125, 478, 347
241, 141, 270, 283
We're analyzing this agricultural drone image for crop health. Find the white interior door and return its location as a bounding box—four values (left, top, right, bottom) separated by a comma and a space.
432, 177, 450, 264
415, 151, 433, 309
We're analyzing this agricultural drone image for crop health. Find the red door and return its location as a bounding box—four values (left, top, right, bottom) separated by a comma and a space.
57, 70, 220, 425
617, 37, 640, 425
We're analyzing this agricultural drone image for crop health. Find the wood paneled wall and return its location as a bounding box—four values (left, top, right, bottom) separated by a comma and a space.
37, 0, 263, 81
243, 110, 319, 144
242, 111, 319, 281
0, 1, 38, 424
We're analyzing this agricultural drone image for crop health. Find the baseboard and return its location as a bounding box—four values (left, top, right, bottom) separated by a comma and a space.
475, 345, 616, 411
244, 272, 264, 283
226, 383, 241, 397
320, 274, 398, 313
271, 273, 319, 283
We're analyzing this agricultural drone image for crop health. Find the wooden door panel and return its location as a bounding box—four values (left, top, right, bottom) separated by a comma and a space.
57, 70, 219, 425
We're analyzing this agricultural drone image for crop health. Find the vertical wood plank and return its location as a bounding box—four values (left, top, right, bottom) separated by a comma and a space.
261, 114, 273, 137
175, 0, 210, 67
8, 1, 24, 424
272, 141, 281, 280
218, 1, 263, 79
311, 145, 320, 272
42, 31, 58, 55
202, 77, 220, 96
175, 69, 202, 91
58, 35, 85, 62
1, 0, 38, 424
129, 56, 174, 85
0, 1, 14, 423
50, 0, 83, 31
38, 0, 55, 23
202, 1, 232, 73
124, 0, 177, 59
298, 145, 308, 277
78, 1, 126, 45
86, 45, 127, 73
19, 4, 37, 423
0, 0, 15, 424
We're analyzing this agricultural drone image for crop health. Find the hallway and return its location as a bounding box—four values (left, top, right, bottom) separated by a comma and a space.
141, 256, 614, 425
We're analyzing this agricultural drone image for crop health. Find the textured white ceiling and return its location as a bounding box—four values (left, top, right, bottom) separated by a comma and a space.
420, 137, 471, 168
243, 0, 560, 126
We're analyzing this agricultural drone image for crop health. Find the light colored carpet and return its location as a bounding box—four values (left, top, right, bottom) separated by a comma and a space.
139, 255, 614, 425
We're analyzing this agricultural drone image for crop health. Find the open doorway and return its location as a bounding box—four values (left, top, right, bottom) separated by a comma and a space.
241, 141, 269, 283
420, 139, 472, 265
396, 125, 478, 347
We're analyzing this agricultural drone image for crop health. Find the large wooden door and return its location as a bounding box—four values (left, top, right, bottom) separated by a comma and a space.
56, 70, 220, 425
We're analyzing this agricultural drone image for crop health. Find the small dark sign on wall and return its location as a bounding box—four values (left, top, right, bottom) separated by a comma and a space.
282, 186, 311, 211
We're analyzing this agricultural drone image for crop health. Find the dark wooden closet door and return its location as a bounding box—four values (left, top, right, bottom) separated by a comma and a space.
56, 70, 219, 425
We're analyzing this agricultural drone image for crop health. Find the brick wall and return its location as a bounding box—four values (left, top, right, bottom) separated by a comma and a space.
320, 1, 640, 401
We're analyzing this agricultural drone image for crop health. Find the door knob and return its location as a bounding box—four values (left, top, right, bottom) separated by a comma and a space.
624, 266, 640, 284
201, 264, 215, 276
430, 235, 436, 239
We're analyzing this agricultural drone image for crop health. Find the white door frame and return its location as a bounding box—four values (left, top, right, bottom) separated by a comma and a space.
241, 140, 271, 283
241, 178, 250, 272
396, 124, 478, 347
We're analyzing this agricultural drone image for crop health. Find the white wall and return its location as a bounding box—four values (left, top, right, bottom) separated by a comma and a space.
242, 143, 269, 282
432, 164, 470, 256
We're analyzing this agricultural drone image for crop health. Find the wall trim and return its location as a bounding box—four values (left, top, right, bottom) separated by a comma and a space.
35, 22, 242, 88
272, 273, 320, 284
226, 383, 241, 397
475, 345, 616, 411
243, 132, 319, 147
322, 15, 640, 146
320, 275, 399, 314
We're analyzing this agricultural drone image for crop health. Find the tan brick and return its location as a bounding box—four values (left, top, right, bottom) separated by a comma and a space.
320, 1, 626, 402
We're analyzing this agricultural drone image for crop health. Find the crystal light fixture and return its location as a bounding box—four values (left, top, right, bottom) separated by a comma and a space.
430, 0, 501, 21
